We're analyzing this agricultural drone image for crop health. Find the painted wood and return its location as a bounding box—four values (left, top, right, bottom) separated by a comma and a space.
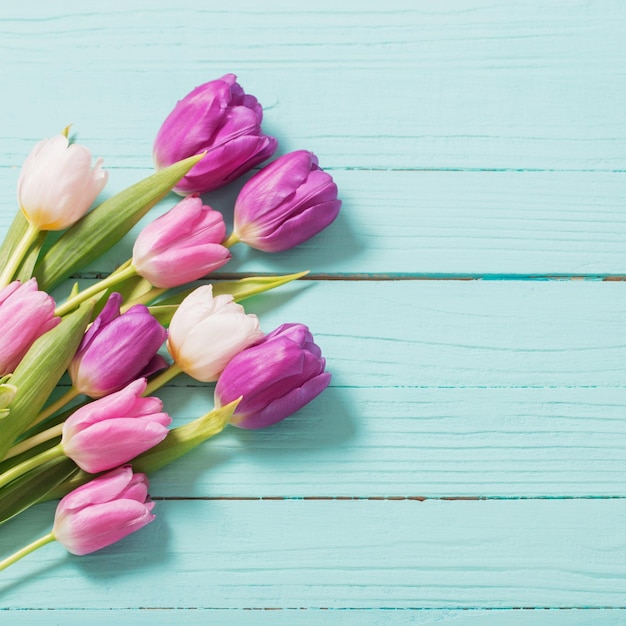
152, 385, 626, 498
6, 169, 626, 277
1, 1, 626, 172
5, 608, 626, 626
3, 499, 626, 610
1, 0, 626, 622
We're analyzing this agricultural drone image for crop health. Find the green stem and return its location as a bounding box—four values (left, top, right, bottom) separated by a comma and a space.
222, 232, 240, 248
121, 286, 168, 311
144, 362, 183, 396
54, 264, 138, 317
0, 222, 40, 288
5, 423, 64, 461
29, 387, 81, 429
0, 444, 63, 490
0, 532, 56, 572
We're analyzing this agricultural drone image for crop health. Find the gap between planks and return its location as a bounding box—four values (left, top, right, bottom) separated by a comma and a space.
151, 495, 626, 501
72, 272, 626, 281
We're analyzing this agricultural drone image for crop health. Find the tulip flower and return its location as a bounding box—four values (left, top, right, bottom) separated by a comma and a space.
167, 285, 263, 382
17, 134, 108, 231
69, 293, 167, 398
53, 466, 155, 555
61, 379, 171, 473
215, 323, 331, 429
230, 150, 341, 253
0, 279, 60, 376
153, 74, 277, 195
132, 195, 231, 288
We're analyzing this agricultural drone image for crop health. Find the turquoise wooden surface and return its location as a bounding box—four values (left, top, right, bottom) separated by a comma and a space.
1, 1, 626, 624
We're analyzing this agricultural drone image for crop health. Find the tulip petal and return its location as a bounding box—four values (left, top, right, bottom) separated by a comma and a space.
233, 371, 331, 430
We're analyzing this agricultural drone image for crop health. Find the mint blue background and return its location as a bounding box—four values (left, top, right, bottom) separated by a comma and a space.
2, 1, 626, 623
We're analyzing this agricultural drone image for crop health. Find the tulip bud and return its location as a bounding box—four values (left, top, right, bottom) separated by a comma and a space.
232, 150, 341, 253
132, 195, 231, 288
153, 74, 277, 194
61, 379, 171, 474
0, 279, 60, 376
17, 135, 108, 231
69, 293, 167, 398
167, 285, 263, 382
215, 323, 331, 429
53, 466, 155, 555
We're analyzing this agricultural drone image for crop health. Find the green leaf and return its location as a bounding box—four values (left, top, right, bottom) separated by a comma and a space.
132, 399, 239, 475
0, 212, 29, 275
14, 230, 47, 282
0, 457, 78, 525
149, 271, 310, 327
33, 153, 204, 291
0, 300, 94, 461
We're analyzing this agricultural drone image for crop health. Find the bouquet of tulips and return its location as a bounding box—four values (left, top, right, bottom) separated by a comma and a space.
0, 74, 340, 569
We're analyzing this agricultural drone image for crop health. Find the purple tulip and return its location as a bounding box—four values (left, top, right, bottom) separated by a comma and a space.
153, 74, 277, 195
68, 293, 167, 398
0, 279, 60, 376
61, 379, 171, 474
132, 195, 231, 288
53, 465, 155, 555
232, 150, 341, 253
215, 323, 331, 429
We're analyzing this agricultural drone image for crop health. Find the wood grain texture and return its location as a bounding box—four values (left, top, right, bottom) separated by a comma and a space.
6, 609, 626, 626
1, 0, 625, 622
6, 168, 626, 277
1, 0, 626, 172
3, 499, 626, 610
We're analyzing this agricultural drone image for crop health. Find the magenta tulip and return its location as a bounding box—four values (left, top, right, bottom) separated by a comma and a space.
167, 285, 262, 382
153, 74, 277, 194
17, 135, 107, 231
215, 323, 331, 429
61, 379, 171, 473
52, 466, 155, 555
0, 279, 60, 376
232, 150, 341, 252
132, 195, 231, 288
69, 293, 167, 398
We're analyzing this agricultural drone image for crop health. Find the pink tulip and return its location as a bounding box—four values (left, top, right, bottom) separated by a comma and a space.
69, 293, 167, 398
61, 379, 171, 474
153, 74, 277, 194
53, 466, 155, 556
167, 285, 263, 382
132, 195, 231, 288
17, 135, 108, 230
0, 279, 60, 376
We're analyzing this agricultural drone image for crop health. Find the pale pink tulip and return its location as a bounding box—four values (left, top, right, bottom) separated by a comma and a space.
17, 135, 107, 230
167, 285, 263, 382
53, 466, 155, 556
61, 379, 171, 473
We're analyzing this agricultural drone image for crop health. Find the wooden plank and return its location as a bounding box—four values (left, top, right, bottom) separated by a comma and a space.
5, 169, 626, 277
31, 279, 626, 498
237, 279, 626, 389
3, 499, 626, 609
152, 386, 626, 498
0, 1, 625, 172
5, 608, 626, 626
